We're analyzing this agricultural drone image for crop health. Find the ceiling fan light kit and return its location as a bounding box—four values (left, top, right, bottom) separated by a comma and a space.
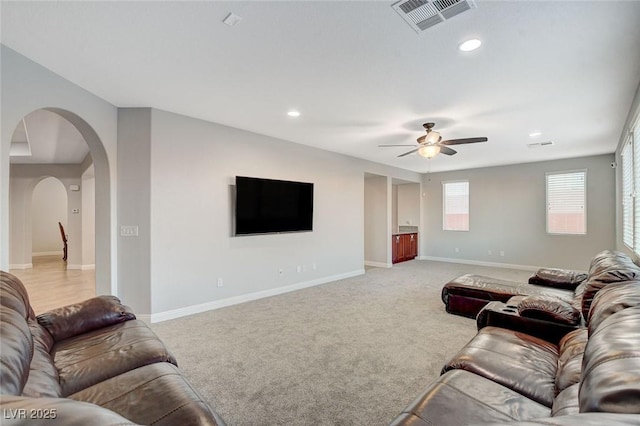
418, 144, 441, 158
378, 121, 488, 159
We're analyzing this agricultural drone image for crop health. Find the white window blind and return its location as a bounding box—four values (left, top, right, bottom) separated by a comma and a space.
546, 171, 586, 235
443, 181, 469, 231
622, 141, 634, 247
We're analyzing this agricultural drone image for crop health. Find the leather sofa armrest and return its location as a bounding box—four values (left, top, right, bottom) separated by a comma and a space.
477, 301, 579, 344
518, 295, 582, 326
37, 296, 136, 341
0, 395, 139, 425
528, 268, 587, 290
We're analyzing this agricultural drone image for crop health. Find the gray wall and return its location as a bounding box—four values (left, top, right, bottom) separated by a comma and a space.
117, 108, 152, 314
397, 183, 420, 230
1, 45, 117, 294
421, 154, 616, 270
9, 164, 83, 268
365, 175, 390, 266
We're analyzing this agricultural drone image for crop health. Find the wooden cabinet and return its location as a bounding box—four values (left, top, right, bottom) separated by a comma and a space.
392, 233, 418, 264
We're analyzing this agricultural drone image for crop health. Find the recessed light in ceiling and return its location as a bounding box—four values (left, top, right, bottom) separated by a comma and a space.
529, 131, 543, 138
287, 111, 301, 117
458, 39, 482, 52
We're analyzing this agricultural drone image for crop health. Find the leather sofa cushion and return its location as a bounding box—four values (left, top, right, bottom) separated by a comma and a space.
53, 320, 177, 396
518, 295, 582, 326
1, 271, 35, 320
529, 268, 587, 290
389, 369, 550, 426
22, 320, 62, 398
443, 275, 575, 303
551, 383, 579, 416
37, 296, 136, 341
0, 306, 32, 395
587, 280, 640, 332
442, 327, 558, 407
70, 362, 225, 425
555, 329, 587, 393
580, 306, 640, 413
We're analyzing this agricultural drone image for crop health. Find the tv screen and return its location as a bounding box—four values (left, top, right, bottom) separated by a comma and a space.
235, 176, 314, 235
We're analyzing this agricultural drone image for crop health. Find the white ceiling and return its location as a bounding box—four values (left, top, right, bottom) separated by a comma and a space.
3, 1, 640, 172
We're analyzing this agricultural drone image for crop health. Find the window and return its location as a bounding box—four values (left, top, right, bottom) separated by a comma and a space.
443, 181, 469, 231
622, 115, 640, 252
546, 171, 586, 235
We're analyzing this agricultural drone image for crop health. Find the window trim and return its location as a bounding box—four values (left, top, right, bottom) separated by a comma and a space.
442, 179, 469, 232
545, 169, 587, 236
623, 113, 640, 253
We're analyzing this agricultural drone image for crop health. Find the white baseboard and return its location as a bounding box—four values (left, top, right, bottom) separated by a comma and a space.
33, 251, 63, 257
9, 263, 33, 270
80, 264, 95, 271
66, 264, 82, 270
364, 261, 392, 268
418, 255, 541, 272
150, 269, 365, 323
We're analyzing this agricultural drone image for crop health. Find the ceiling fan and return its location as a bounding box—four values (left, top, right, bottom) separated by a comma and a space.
379, 122, 488, 158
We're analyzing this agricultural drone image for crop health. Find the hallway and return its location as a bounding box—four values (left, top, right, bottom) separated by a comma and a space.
9, 255, 95, 314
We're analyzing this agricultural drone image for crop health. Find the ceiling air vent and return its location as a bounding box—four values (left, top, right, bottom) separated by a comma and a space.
527, 141, 555, 149
392, 0, 476, 33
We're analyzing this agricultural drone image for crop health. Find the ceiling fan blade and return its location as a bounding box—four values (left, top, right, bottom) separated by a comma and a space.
398, 148, 420, 157
378, 144, 418, 147
439, 146, 457, 156
440, 137, 488, 145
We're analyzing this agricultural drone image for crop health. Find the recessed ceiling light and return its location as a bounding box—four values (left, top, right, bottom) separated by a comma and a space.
458, 39, 482, 52
287, 111, 301, 117
529, 131, 542, 138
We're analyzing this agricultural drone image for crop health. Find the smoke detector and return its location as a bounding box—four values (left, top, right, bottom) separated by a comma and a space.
392, 0, 477, 33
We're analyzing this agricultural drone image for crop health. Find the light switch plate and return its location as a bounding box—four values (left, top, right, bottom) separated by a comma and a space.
120, 225, 139, 237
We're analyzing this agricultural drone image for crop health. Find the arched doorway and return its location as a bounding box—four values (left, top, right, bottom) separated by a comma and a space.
31, 176, 68, 260
6, 108, 112, 307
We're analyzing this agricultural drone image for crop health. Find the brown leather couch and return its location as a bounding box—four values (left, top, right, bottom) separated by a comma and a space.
391, 256, 640, 425
0, 271, 226, 425
441, 250, 640, 320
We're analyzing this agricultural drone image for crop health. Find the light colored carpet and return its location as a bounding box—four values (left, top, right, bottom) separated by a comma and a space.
151, 260, 532, 426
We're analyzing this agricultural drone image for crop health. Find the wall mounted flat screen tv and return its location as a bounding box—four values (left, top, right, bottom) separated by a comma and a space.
235, 176, 314, 235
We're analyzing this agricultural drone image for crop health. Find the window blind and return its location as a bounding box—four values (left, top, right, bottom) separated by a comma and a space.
443, 181, 469, 231
546, 171, 586, 235
622, 141, 634, 247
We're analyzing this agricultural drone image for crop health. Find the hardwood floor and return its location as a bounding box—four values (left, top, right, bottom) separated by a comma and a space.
9, 255, 96, 314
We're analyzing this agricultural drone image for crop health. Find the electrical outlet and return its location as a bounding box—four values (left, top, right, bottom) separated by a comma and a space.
312, 263, 317, 270
500, 251, 505, 257
296, 265, 302, 273
455, 248, 459, 253
488, 250, 492, 255
217, 278, 223, 287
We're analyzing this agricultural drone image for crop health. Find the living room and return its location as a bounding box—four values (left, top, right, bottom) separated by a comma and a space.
1, 1, 640, 425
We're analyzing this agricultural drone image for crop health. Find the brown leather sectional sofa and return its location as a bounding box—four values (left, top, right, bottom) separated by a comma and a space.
391, 250, 640, 425
0, 271, 225, 425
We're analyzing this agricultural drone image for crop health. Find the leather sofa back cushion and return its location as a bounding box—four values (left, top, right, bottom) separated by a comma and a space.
587, 280, 640, 333
555, 329, 587, 392
580, 306, 640, 413
580, 251, 640, 320
37, 296, 136, 341
1, 271, 35, 320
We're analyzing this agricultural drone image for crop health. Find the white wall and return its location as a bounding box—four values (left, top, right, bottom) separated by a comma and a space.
31, 177, 67, 255
421, 154, 616, 270
1, 45, 117, 294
